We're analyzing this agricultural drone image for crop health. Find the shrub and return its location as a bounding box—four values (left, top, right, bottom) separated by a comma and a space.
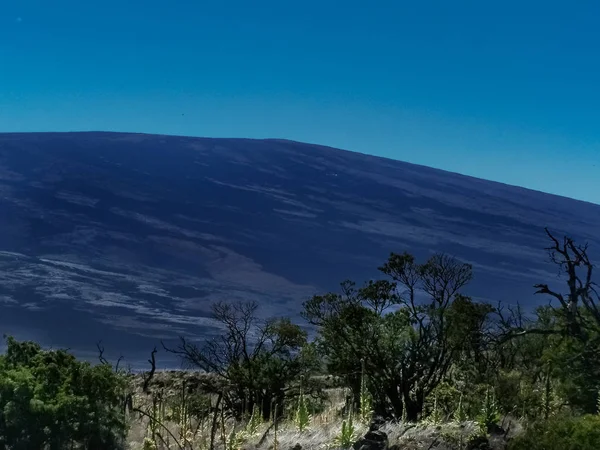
508, 414, 600, 450
0, 336, 128, 449
424, 381, 461, 422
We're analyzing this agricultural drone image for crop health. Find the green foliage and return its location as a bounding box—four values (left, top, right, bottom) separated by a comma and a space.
145, 390, 165, 447
453, 392, 468, 422
544, 333, 600, 414
294, 390, 311, 432
424, 381, 461, 423
429, 395, 443, 424
493, 370, 539, 419
5, 227, 600, 449
0, 335, 128, 449
476, 388, 501, 434
142, 436, 158, 450
245, 404, 263, 436
225, 428, 246, 450
168, 301, 321, 421
272, 403, 279, 450
333, 412, 359, 450
358, 359, 373, 425
508, 414, 600, 450
303, 252, 484, 421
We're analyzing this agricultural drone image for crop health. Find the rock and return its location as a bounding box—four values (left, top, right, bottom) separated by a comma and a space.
487, 423, 504, 434
466, 434, 491, 450
364, 431, 387, 442
369, 416, 387, 432
289, 444, 302, 450
352, 429, 388, 450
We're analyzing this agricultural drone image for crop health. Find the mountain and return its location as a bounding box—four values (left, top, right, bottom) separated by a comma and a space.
0, 131, 598, 367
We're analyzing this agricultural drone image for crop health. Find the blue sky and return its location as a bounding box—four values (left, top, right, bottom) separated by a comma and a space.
1, 0, 599, 203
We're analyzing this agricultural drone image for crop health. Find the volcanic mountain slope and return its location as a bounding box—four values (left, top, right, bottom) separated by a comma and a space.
0, 132, 598, 366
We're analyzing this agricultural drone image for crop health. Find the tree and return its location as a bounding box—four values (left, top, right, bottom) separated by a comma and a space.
502, 228, 600, 342
0, 335, 128, 450
164, 300, 320, 421
499, 228, 600, 414
303, 252, 490, 421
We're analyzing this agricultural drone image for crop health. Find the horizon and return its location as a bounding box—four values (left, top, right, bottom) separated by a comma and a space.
2, 0, 599, 203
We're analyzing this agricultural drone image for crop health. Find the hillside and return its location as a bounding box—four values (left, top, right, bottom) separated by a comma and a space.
0, 132, 598, 366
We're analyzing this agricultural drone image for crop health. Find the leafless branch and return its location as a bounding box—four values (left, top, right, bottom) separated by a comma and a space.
96, 341, 109, 366
142, 346, 157, 394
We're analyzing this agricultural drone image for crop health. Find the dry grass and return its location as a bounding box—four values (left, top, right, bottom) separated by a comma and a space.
124, 372, 514, 450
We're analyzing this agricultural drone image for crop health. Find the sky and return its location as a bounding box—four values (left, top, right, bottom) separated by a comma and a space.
1, 0, 599, 203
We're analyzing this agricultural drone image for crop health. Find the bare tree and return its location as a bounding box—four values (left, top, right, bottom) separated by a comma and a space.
501, 227, 600, 342
163, 300, 318, 420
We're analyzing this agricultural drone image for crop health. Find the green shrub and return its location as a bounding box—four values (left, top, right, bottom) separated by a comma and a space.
0, 336, 128, 449
424, 381, 461, 422
508, 414, 600, 450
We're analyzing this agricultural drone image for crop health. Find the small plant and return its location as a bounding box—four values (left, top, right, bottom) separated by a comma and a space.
226, 428, 246, 450
143, 436, 158, 450
428, 394, 443, 425
221, 401, 227, 450
176, 380, 195, 447
195, 416, 210, 450
333, 411, 359, 449
146, 390, 165, 448
454, 392, 468, 423
219, 405, 247, 450
476, 388, 500, 434
295, 390, 312, 432
245, 404, 263, 436
358, 359, 373, 425
273, 403, 279, 450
